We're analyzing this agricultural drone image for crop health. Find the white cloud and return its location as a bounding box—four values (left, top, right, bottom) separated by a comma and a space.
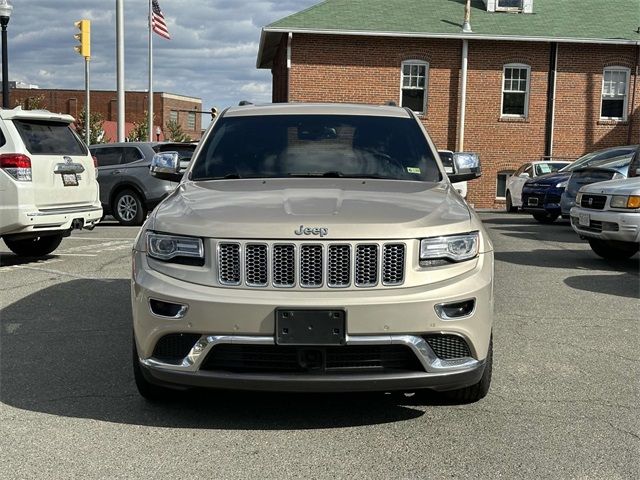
6, 0, 318, 119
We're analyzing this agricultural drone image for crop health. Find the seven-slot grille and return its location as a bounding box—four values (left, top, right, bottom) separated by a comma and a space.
216, 241, 406, 289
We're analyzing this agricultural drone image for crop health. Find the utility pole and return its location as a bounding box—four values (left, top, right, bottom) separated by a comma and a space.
116, 0, 125, 142
74, 19, 91, 145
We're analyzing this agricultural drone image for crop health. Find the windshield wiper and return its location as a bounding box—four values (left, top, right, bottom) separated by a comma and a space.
289, 171, 344, 178
194, 173, 242, 180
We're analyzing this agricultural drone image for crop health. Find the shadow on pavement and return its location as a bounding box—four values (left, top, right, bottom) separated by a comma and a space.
564, 273, 640, 299
1, 279, 431, 429
0, 253, 56, 268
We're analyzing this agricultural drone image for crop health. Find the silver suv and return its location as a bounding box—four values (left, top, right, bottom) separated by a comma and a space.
131, 103, 494, 403
90, 142, 195, 225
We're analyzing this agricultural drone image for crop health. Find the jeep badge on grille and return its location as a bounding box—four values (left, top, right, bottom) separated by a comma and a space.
294, 225, 328, 237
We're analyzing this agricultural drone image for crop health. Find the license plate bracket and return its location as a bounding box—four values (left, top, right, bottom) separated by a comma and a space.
276, 309, 346, 345
578, 212, 590, 227
62, 173, 79, 186
528, 197, 539, 206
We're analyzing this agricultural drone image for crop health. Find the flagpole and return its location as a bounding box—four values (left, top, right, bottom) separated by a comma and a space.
148, 0, 153, 142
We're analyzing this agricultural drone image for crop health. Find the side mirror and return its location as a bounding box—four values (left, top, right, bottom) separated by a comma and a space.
520, 172, 530, 178
150, 152, 182, 182
449, 152, 481, 183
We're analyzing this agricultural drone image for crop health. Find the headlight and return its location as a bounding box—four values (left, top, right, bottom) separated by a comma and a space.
147, 232, 204, 263
556, 180, 568, 188
611, 195, 640, 209
420, 232, 479, 264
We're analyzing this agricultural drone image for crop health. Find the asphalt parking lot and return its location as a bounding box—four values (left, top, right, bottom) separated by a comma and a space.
0, 213, 638, 479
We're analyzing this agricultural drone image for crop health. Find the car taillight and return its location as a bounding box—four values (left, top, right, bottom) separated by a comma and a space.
92, 155, 99, 178
0, 153, 32, 181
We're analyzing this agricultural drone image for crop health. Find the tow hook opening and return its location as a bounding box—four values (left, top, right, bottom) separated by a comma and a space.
435, 299, 476, 320
71, 218, 85, 230
149, 299, 189, 319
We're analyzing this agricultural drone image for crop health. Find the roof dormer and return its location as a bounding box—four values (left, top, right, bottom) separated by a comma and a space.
483, 0, 533, 13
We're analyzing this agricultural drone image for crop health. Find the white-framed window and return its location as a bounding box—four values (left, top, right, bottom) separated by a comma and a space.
496, 170, 515, 198
187, 111, 196, 130
400, 60, 429, 115
497, 0, 523, 11
501, 64, 530, 117
601, 67, 630, 120
170, 110, 178, 123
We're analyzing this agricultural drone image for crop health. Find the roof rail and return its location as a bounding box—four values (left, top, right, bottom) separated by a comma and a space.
238, 100, 253, 106
384, 100, 397, 107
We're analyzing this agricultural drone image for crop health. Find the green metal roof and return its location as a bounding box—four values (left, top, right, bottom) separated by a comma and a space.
258, 0, 640, 67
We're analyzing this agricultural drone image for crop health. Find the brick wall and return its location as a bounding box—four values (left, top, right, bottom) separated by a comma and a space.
272, 33, 639, 209
5, 89, 202, 140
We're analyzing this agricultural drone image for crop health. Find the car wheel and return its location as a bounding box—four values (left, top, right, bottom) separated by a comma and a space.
588, 239, 639, 260
505, 192, 517, 213
3, 233, 64, 257
532, 212, 559, 224
442, 337, 493, 404
113, 189, 147, 226
132, 340, 179, 402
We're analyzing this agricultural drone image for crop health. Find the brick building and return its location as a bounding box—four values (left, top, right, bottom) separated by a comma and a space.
257, 0, 640, 208
3, 89, 203, 141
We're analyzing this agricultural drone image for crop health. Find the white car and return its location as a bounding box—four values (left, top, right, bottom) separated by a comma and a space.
0, 108, 102, 256
505, 160, 571, 212
570, 176, 640, 259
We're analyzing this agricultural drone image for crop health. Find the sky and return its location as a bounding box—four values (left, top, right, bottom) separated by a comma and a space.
5, 0, 317, 124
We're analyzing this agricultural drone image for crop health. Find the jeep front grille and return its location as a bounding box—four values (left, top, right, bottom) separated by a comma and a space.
216, 241, 405, 289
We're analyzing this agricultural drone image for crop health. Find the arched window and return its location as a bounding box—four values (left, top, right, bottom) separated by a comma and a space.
400, 60, 429, 115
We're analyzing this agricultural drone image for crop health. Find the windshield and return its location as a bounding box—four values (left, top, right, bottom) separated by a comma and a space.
561, 147, 637, 172
191, 114, 441, 182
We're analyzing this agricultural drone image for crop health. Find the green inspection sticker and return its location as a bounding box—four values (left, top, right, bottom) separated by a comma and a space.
407, 167, 421, 174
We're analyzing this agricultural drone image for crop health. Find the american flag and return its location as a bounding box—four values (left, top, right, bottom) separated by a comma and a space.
152, 0, 171, 40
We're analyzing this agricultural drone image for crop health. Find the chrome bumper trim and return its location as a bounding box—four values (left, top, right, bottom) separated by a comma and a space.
140, 334, 480, 374
27, 206, 102, 217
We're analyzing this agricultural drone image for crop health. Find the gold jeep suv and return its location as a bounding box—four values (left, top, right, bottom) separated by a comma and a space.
131, 103, 494, 403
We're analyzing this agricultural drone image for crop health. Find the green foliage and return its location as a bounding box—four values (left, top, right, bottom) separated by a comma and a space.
127, 114, 150, 142
19, 95, 46, 110
165, 119, 192, 142
75, 109, 107, 145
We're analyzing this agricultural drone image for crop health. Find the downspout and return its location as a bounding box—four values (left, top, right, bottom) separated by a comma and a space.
286, 32, 292, 102
544, 42, 558, 158
627, 44, 639, 144
457, 39, 469, 151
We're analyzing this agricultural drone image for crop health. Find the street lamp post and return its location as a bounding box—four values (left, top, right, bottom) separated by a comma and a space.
0, 0, 13, 109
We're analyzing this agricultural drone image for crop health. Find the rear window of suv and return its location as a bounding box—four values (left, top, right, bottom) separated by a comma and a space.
13, 120, 87, 156
192, 114, 441, 182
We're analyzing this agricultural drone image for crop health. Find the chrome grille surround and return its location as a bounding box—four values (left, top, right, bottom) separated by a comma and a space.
215, 240, 406, 290
355, 244, 379, 287
383, 244, 406, 285
217, 242, 241, 285
245, 244, 268, 287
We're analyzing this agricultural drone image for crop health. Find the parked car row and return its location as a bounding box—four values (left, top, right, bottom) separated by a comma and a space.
506, 145, 640, 259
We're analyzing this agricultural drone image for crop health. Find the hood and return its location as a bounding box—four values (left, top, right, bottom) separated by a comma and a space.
580, 177, 640, 195
525, 171, 570, 186
150, 178, 473, 240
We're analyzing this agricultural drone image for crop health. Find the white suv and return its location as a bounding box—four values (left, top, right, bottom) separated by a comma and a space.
0, 108, 102, 256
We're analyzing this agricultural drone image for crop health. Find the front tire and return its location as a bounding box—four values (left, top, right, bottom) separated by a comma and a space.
112, 189, 147, 226
442, 337, 493, 404
505, 192, 517, 213
132, 341, 177, 402
532, 211, 559, 224
588, 238, 639, 260
3, 233, 64, 257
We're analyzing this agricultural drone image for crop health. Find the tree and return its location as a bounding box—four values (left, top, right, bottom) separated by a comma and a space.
75, 109, 107, 145
19, 95, 46, 110
127, 113, 149, 142
165, 119, 191, 142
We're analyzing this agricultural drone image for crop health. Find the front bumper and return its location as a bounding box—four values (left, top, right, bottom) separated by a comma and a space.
521, 187, 563, 215
570, 206, 640, 243
132, 249, 493, 392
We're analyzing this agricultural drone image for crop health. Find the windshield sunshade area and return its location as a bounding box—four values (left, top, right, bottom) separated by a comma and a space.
191, 114, 441, 182
13, 120, 87, 156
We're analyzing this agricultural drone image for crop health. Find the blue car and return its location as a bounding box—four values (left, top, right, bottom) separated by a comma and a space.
522, 145, 638, 223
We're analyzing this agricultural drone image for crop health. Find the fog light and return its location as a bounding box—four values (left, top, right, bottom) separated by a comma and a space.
434, 299, 475, 320
149, 299, 188, 319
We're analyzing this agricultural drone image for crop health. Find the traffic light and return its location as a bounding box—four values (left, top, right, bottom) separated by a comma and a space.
211, 107, 218, 120
74, 19, 91, 58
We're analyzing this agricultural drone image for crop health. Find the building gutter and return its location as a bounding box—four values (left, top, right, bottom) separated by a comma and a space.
263, 27, 640, 46
627, 44, 639, 144
286, 32, 292, 101
544, 42, 558, 158
458, 39, 469, 152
